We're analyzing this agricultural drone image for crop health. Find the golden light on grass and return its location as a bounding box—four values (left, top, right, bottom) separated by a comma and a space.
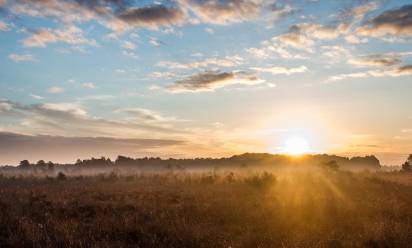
283, 136, 310, 155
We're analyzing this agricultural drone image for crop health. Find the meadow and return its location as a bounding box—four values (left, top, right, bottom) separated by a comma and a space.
1, 168, 412, 248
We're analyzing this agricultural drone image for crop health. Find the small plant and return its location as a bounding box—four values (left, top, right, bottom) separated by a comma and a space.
225, 172, 235, 183
56, 172, 67, 180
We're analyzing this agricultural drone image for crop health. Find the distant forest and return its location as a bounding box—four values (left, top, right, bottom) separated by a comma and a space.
0, 153, 386, 173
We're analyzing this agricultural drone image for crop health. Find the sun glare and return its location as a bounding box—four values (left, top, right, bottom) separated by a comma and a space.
283, 136, 310, 155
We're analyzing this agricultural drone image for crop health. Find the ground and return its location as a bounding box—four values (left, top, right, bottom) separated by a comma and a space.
1, 169, 412, 247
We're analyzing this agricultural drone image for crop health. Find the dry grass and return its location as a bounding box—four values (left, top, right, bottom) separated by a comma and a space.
1, 169, 412, 247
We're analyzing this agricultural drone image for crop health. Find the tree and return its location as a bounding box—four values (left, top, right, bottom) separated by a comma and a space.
36, 160, 46, 167
401, 155, 412, 172
402, 162, 411, 172
47, 161, 55, 171
19, 160, 30, 168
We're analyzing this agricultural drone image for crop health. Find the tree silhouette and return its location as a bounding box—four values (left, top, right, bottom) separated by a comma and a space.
401, 155, 412, 172
402, 162, 411, 172
19, 160, 30, 168
36, 160, 46, 167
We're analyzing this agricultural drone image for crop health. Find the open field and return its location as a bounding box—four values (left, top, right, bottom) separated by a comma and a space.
1, 169, 412, 247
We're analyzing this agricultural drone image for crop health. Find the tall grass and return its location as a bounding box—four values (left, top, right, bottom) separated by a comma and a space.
0, 169, 412, 247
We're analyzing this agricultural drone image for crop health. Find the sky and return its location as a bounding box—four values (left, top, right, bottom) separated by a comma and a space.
0, 0, 411, 165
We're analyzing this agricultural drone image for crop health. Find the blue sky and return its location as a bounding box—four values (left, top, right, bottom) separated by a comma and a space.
0, 0, 412, 165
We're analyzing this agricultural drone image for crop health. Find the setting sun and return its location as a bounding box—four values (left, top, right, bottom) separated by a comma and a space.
283, 136, 310, 155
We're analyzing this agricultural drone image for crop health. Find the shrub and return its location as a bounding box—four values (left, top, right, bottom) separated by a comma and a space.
56, 172, 67, 180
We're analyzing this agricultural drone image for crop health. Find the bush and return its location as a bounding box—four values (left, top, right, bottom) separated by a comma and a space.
56, 172, 67, 180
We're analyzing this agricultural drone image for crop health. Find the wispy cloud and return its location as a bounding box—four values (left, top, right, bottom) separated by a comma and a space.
0, 99, 187, 139
158, 55, 244, 70
47, 87, 65, 94
251, 65, 308, 75
167, 70, 265, 92
348, 54, 402, 67
22, 26, 97, 48
8, 53, 36, 62
82, 82, 96, 89
0, 21, 10, 31
178, 0, 260, 25
30, 94, 45, 100
115, 107, 182, 124
122, 50, 138, 59
329, 64, 412, 81
122, 40, 136, 50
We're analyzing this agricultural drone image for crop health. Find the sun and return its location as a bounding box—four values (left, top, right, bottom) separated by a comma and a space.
283, 136, 310, 155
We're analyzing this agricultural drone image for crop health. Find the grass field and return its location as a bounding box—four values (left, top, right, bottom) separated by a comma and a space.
1, 169, 412, 247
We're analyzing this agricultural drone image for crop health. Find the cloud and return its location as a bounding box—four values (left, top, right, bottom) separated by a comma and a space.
329, 64, 412, 81
251, 65, 308, 75
205, 27, 214, 33
42, 102, 87, 118
299, 23, 350, 39
82, 82, 96, 89
345, 34, 368, 44
148, 71, 176, 79
321, 46, 351, 60
9, 0, 105, 23
275, 29, 314, 50
30, 94, 45, 100
115, 107, 180, 123
117, 5, 187, 30
149, 37, 162, 46
0, 102, 12, 112
0, 21, 10, 31
158, 55, 244, 70
122, 40, 135, 50
357, 4, 412, 37
179, 0, 261, 25
246, 47, 270, 59
0, 132, 184, 165
265, 3, 294, 24
0, 99, 186, 139
275, 22, 350, 50
167, 70, 265, 92
22, 26, 97, 48
5, 0, 292, 35
8, 53, 36, 62
348, 54, 402, 67
47, 86, 65, 94
341, 2, 379, 20
254, 22, 349, 58
8, 1, 187, 33
122, 50, 138, 59
396, 65, 412, 74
